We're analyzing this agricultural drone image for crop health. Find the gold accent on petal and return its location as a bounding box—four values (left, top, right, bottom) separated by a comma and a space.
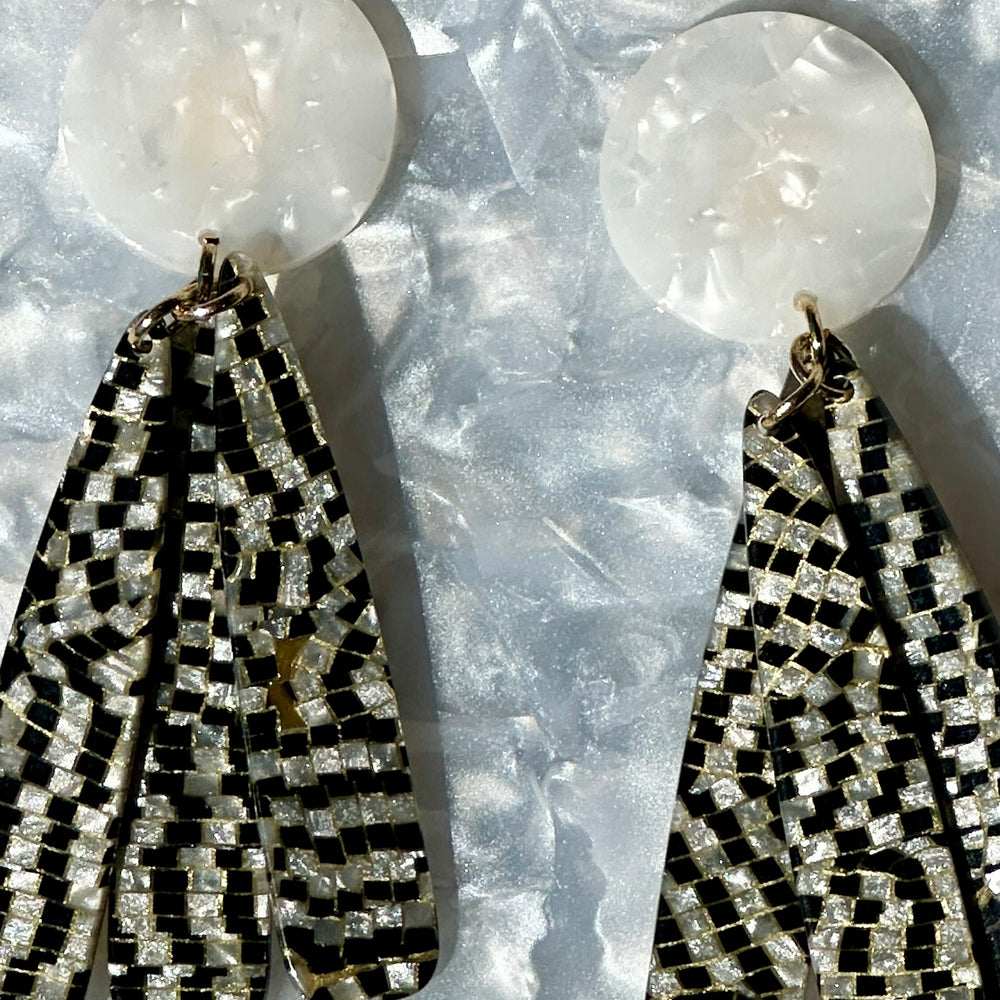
269, 636, 309, 730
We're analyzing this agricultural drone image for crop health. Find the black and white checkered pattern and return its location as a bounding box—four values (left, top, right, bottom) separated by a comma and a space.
648, 525, 808, 999
827, 365, 1000, 976
651, 349, 998, 999
745, 393, 980, 998
0, 255, 437, 999
108, 326, 269, 1000
213, 256, 436, 1000
0, 335, 172, 999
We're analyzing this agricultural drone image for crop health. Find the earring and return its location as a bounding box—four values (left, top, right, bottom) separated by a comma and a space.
647, 300, 998, 999
0, 236, 438, 1000
595, 8, 994, 995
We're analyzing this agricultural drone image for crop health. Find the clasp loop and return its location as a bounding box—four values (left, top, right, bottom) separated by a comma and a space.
127, 231, 251, 354
759, 293, 853, 432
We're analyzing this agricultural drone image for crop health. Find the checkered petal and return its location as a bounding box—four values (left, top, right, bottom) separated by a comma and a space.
212, 256, 438, 1000
827, 364, 1000, 977
108, 327, 270, 1000
744, 392, 982, 999
647, 524, 809, 1000
0, 334, 172, 999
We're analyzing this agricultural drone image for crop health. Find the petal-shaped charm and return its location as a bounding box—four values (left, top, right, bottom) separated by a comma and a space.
827, 365, 1000, 983
109, 325, 270, 1000
213, 256, 438, 1000
647, 523, 809, 1000
0, 336, 172, 998
743, 392, 981, 998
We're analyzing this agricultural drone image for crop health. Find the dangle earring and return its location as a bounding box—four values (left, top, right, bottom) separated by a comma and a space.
0, 236, 437, 1000
0, 2, 438, 999
648, 299, 997, 998
599, 8, 997, 1000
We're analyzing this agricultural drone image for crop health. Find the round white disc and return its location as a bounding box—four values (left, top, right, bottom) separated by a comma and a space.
600, 11, 936, 342
61, 0, 398, 274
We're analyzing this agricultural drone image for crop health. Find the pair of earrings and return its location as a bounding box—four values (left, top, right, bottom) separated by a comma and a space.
6, 247, 996, 1000
3, 6, 996, 1000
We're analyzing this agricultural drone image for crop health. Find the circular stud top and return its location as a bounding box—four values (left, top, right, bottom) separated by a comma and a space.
600, 12, 936, 342
61, 0, 398, 274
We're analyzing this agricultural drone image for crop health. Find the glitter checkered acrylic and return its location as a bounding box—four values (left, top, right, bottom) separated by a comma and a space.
0, 248, 438, 999
649, 326, 1000, 999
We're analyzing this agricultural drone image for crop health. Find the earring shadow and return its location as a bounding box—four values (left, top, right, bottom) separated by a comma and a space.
846, 304, 1000, 612
708, 0, 960, 267
274, 249, 458, 970
275, 3, 457, 974
351, 0, 423, 222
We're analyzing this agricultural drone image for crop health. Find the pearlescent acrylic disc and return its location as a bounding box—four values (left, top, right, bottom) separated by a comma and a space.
600, 11, 936, 343
61, 0, 398, 274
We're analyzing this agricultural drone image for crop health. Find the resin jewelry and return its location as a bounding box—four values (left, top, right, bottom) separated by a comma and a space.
0, 236, 437, 1000
647, 301, 998, 999
60, 0, 398, 273
597, 12, 986, 993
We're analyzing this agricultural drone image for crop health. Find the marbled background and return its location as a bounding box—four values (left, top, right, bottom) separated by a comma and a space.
1, 2, 999, 999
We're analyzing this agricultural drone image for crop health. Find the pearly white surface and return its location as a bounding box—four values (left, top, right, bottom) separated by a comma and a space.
60, 0, 398, 273
600, 11, 937, 342
1, 4, 999, 1000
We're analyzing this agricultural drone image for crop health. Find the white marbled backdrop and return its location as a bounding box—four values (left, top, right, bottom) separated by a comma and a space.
2, 2, 1000, 999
